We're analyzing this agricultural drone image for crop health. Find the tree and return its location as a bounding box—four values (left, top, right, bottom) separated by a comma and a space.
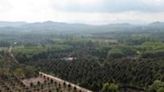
101, 83, 119, 92
148, 80, 164, 92
157, 87, 164, 92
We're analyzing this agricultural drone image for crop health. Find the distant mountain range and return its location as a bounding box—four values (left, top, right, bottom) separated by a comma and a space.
0, 21, 164, 34
0, 21, 27, 27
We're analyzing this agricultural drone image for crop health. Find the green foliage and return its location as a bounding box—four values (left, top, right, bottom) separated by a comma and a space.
101, 83, 119, 92
13, 46, 46, 54
157, 87, 164, 92
0, 26, 164, 92
13, 68, 25, 78
107, 48, 125, 59
11, 38, 164, 91
140, 41, 164, 52
148, 80, 164, 92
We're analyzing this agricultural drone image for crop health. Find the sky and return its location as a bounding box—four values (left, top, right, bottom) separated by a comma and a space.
0, 0, 164, 25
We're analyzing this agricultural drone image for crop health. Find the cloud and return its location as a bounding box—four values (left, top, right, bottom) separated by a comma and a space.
66, 0, 102, 4
0, 0, 12, 13
51, 0, 164, 12
142, 0, 164, 5
52, 0, 104, 12
0, 0, 164, 24
108, 0, 164, 12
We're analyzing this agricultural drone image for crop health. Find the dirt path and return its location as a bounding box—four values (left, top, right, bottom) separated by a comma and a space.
39, 72, 93, 92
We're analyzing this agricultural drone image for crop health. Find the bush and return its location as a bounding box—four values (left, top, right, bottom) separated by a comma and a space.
148, 80, 164, 92
101, 83, 119, 92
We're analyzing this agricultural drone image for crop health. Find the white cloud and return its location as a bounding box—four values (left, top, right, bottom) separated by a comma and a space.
142, 0, 164, 5
0, 0, 164, 24
65, 0, 102, 4
0, 0, 11, 13
52, 0, 104, 12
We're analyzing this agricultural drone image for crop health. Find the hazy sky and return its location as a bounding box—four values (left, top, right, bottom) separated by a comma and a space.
0, 0, 164, 24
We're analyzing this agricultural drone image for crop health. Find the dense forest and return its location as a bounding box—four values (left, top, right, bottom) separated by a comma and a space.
0, 21, 164, 92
